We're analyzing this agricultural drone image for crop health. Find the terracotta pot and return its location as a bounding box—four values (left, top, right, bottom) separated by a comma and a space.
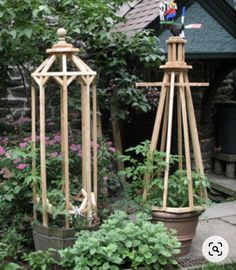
152, 210, 201, 256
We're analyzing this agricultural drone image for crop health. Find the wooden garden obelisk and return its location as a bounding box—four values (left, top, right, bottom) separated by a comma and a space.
137, 36, 208, 213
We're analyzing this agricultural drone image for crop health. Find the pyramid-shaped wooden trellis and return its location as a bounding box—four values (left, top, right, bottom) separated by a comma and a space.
31, 28, 97, 228
137, 36, 208, 213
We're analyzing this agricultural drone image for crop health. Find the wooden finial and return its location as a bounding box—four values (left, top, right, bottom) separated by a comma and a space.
46, 27, 79, 53
57, 28, 67, 43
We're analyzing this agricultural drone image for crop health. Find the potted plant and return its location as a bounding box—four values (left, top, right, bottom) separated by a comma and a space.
120, 140, 210, 256
31, 135, 119, 256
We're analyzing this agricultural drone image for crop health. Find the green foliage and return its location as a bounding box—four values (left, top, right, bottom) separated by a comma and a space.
0, 131, 121, 264
2, 263, 24, 270
120, 140, 210, 208
0, 228, 26, 268
0, 0, 164, 123
23, 250, 57, 270
0, 0, 53, 67
59, 211, 180, 270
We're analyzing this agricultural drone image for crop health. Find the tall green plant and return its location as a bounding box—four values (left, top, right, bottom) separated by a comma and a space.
120, 140, 210, 208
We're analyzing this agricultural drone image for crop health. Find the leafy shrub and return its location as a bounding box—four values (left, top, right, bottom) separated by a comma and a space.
0, 131, 121, 264
120, 140, 210, 208
59, 211, 180, 270
0, 228, 25, 267
23, 250, 57, 270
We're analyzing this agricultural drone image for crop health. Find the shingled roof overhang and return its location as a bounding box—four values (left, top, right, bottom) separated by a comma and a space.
116, 0, 236, 59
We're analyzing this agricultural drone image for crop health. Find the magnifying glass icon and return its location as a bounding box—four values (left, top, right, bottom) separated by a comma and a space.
212, 246, 219, 253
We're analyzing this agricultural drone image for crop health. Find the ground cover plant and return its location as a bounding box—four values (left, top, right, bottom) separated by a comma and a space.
59, 211, 181, 270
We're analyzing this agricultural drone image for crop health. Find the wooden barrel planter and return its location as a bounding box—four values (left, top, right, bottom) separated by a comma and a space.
32, 223, 77, 260
32, 224, 77, 251
32, 221, 100, 258
152, 210, 201, 256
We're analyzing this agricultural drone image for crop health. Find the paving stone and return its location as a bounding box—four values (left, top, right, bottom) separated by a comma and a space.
181, 218, 236, 265
221, 216, 236, 225
200, 201, 236, 220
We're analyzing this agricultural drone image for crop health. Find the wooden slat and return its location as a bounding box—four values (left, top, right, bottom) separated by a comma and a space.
136, 82, 209, 87
60, 56, 65, 194
143, 72, 168, 200
41, 55, 56, 73
92, 82, 98, 217
32, 76, 40, 86
31, 81, 37, 220
42, 76, 50, 87
172, 43, 176, 62
80, 75, 87, 85
89, 75, 95, 85
80, 80, 87, 191
72, 54, 95, 73
67, 75, 77, 86
163, 72, 175, 209
82, 76, 92, 224
177, 79, 183, 170
61, 55, 70, 229
33, 71, 96, 77
160, 85, 169, 152
179, 72, 194, 210
54, 76, 64, 87
34, 57, 50, 74
184, 73, 208, 199
39, 80, 48, 227
152, 205, 205, 213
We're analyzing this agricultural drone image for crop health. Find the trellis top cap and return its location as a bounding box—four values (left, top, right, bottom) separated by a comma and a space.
46, 27, 79, 54
57, 27, 67, 40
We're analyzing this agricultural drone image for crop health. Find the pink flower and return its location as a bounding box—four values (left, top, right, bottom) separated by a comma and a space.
0, 146, 6, 155
14, 116, 30, 125
14, 158, 21, 164
0, 137, 9, 145
5, 151, 12, 158
35, 135, 40, 142
19, 142, 28, 148
106, 141, 113, 146
108, 147, 116, 153
53, 135, 61, 143
50, 151, 59, 158
23, 136, 31, 142
70, 144, 81, 152
90, 142, 99, 149
0, 168, 12, 179
16, 163, 28, 170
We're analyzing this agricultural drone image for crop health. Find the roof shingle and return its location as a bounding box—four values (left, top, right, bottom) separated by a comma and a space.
116, 0, 163, 35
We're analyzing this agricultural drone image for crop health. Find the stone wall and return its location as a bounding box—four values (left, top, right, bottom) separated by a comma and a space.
197, 71, 235, 171
0, 67, 30, 125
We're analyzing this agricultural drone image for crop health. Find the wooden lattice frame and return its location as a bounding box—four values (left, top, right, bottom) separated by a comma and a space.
136, 36, 208, 213
31, 28, 97, 228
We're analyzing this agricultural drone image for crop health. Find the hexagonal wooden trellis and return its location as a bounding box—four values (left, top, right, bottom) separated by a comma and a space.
31, 28, 97, 228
